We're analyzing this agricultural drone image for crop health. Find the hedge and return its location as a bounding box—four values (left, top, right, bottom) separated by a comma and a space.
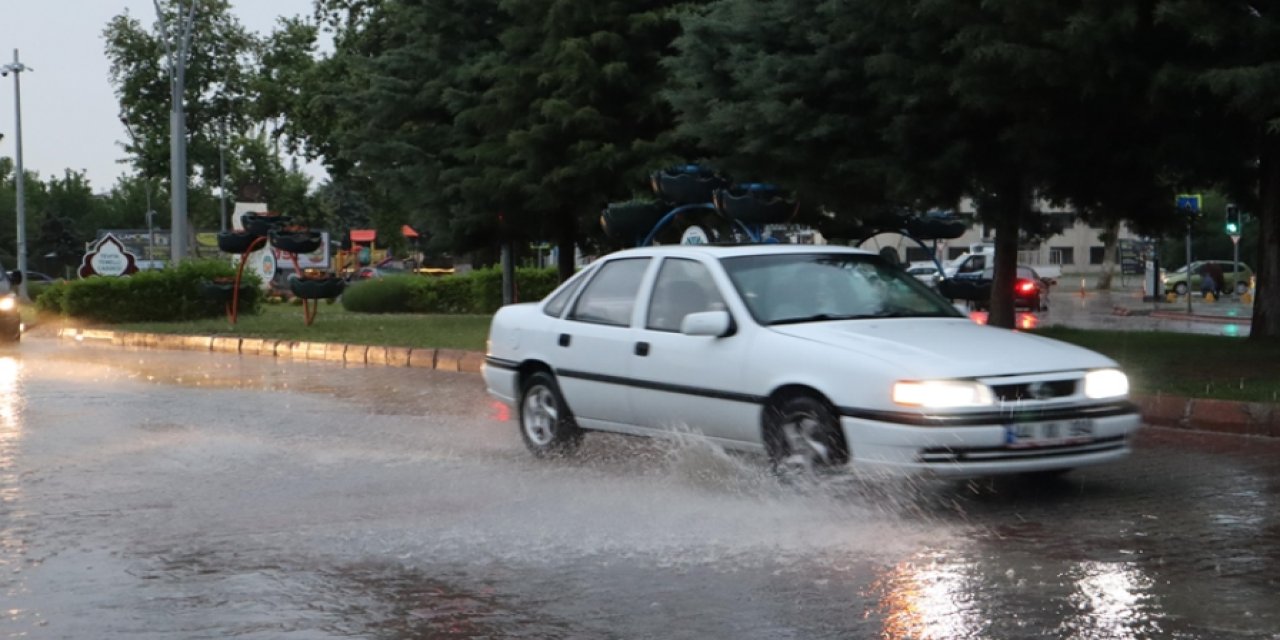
34, 260, 261, 323
342, 267, 560, 314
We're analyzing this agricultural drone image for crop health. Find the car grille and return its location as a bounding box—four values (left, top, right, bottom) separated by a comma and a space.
990, 378, 1077, 402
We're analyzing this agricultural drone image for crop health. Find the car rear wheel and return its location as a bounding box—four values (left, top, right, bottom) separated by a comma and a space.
764, 395, 849, 473
1236, 281, 1250, 295
519, 371, 582, 457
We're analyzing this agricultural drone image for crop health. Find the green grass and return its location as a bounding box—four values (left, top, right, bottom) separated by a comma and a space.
109, 302, 492, 351
1034, 327, 1280, 403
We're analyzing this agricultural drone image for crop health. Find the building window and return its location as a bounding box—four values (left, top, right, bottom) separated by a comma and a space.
905, 247, 931, 263
1051, 246, 1075, 265
1089, 247, 1108, 265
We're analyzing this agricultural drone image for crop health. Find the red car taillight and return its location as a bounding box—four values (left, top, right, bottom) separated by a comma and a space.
1016, 279, 1036, 295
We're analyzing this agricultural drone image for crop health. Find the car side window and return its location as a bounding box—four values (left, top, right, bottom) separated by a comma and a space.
542, 267, 592, 318
646, 259, 725, 332
568, 258, 651, 326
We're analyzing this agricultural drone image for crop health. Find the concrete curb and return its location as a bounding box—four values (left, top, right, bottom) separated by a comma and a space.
1131, 393, 1278, 438
53, 327, 484, 374
49, 327, 1274, 439
1147, 311, 1252, 325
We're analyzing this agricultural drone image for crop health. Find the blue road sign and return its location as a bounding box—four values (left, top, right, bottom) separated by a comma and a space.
1175, 194, 1202, 213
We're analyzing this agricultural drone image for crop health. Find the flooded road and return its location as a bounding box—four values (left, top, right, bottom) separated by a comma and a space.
3, 338, 1279, 638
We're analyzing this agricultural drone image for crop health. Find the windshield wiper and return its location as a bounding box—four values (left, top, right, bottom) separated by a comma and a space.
769, 310, 945, 325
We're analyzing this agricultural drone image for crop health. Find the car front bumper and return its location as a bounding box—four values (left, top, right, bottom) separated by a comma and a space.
839, 407, 1141, 477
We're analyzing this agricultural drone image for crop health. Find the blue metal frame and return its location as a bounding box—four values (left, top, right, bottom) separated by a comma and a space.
638, 203, 761, 246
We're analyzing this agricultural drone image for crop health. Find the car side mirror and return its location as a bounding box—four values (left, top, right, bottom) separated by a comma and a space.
7, 270, 20, 286
681, 310, 732, 337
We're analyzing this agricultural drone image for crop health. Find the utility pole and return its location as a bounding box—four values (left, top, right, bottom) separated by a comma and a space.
1, 50, 31, 301
154, 0, 198, 264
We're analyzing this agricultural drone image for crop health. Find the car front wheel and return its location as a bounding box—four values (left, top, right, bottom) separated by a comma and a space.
519, 371, 582, 457
764, 395, 849, 473
1174, 282, 1188, 296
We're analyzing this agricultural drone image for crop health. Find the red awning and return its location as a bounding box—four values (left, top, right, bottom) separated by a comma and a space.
351, 229, 376, 243
401, 224, 420, 238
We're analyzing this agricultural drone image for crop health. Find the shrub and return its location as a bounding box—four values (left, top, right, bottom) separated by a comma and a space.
37, 259, 261, 323
340, 275, 414, 313
340, 267, 560, 315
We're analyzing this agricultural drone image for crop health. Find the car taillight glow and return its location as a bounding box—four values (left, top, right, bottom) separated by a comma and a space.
1016, 280, 1036, 294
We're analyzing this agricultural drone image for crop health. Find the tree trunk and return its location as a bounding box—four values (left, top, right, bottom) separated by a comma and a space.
555, 212, 578, 282
1250, 132, 1280, 339
1095, 219, 1119, 291
988, 175, 1028, 330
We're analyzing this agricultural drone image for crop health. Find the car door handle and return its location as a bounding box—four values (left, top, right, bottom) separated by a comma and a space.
558, 333, 571, 347
635, 341, 650, 357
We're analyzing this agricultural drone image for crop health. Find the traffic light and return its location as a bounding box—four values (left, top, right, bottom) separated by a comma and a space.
1225, 204, 1241, 234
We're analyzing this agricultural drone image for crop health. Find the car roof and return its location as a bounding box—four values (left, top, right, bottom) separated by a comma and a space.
600, 244, 877, 260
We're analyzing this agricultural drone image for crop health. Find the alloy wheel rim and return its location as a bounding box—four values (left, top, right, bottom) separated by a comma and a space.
522, 385, 558, 446
782, 411, 831, 466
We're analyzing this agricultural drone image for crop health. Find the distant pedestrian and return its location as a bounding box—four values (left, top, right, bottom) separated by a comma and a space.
1200, 262, 1224, 297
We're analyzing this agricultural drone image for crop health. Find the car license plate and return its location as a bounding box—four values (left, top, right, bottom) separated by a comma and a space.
1005, 418, 1094, 448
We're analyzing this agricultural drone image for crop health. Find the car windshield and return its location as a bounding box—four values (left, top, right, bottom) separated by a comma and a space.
721, 253, 964, 325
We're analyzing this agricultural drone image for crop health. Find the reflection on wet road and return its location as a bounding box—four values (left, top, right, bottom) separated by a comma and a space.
2, 338, 1279, 638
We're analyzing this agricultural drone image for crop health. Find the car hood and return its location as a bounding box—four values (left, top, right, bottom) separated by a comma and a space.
768, 318, 1116, 378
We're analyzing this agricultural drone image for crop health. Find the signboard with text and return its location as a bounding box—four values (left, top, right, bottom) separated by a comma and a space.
79, 233, 140, 278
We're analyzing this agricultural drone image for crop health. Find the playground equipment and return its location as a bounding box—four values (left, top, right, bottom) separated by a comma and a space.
602, 164, 964, 257
208, 212, 344, 326
601, 164, 800, 247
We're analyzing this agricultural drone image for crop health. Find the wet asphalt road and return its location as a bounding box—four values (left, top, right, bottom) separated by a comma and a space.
3, 338, 1279, 639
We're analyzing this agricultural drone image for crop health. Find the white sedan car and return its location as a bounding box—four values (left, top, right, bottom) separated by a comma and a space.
483, 245, 1140, 477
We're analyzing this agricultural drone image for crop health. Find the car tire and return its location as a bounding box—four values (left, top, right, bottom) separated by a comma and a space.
1236, 281, 1250, 295
518, 371, 582, 458
763, 395, 849, 473
1174, 282, 1188, 296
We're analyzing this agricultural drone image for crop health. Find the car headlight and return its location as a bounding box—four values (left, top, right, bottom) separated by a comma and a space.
1084, 369, 1129, 399
0, 297, 14, 312
893, 380, 994, 408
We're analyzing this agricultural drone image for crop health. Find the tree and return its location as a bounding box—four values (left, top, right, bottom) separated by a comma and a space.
105, 0, 278, 232
666, 0, 888, 217
1151, 2, 1280, 338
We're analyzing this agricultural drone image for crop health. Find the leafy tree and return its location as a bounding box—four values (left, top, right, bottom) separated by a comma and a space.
666, 0, 887, 217
105, 0, 294, 233
1151, 1, 1280, 338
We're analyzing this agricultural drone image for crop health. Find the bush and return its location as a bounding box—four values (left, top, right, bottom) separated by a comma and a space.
341, 267, 560, 315
339, 275, 415, 313
35, 260, 261, 323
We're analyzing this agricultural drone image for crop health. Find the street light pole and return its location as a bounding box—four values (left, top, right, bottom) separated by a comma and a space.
154, 0, 198, 265
1, 49, 31, 301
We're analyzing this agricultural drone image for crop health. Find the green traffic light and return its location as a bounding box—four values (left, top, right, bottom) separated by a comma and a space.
1226, 223, 1239, 233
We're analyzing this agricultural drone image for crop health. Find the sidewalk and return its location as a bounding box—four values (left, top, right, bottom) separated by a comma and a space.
1038, 277, 1254, 337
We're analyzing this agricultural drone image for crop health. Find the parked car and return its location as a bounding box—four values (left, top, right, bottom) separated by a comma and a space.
0, 267, 24, 343
483, 245, 1138, 478
24, 270, 56, 284
940, 265, 1051, 311
1162, 260, 1252, 296
1002, 265, 1052, 311
904, 261, 942, 287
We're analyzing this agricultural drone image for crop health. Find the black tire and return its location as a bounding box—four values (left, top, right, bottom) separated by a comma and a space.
1236, 281, 1250, 295
763, 395, 849, 472
1174, 282, 1188, 296
518, 372, 582, 457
